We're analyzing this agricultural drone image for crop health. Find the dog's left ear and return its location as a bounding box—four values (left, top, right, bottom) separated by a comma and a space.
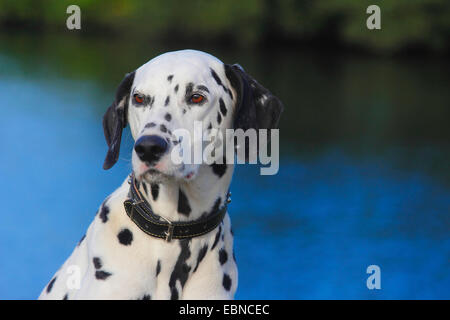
225, 64, 283, 134
225, 64, 283, 161
102, 71, 135, 170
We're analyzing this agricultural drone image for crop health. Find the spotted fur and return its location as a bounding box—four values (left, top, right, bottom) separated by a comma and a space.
39, 49, 283, 300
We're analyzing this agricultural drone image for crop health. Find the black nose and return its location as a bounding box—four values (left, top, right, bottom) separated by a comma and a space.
134, 135, 168, 163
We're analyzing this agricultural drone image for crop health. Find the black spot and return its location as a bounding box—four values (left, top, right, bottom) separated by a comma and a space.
182, 263, 191, 274
63, 294, 68, 300
151, 183, 159, 201
77, 234, 85, 246
93, 257, 102, 269
165, 113, 172, 122
171, 288, 179, 300
99, 204, 110, 223
160, 124, 167, 133
46, 277, 57, 293
169, 239, 191, 300
165, 96, 170, 106
233, 251, 237, 262
230, 227, 234, 236
207, 123, 212, 130
193, 245, 208, 272
141, 294, 151, 300
210, 68, 223, 86
211, 160, 227, 178
156, 260, 161, 277
182, 109, 186, 114
223, 273, 232, 291
211, 68, 233, 99
219, 98, 227, 116
174, 84, 179, 93
226, 89, 233, 99
142, 183, 148, 196
117, 228, 133, 246
177, 189, 191, 216
185, 82, 194, 97
217, 112, 222, 124
167, 74, 174, 82
95, 270, 112, 280
211, 225, 222, 251
145, 122, 156, 129
219, 248, 228, 265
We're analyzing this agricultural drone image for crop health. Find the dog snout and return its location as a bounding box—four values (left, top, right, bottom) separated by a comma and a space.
134, 135, 168, 164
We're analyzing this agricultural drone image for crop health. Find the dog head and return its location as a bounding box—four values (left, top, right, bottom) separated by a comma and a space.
102, 50, 283, 183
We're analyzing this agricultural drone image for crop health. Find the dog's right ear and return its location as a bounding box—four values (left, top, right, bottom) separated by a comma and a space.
102, 71, 135, 170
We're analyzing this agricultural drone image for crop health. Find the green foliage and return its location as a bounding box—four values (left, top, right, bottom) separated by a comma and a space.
0, 0, 449, 53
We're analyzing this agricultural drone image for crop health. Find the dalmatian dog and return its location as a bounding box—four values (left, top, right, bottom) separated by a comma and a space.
38, 50, 283, 300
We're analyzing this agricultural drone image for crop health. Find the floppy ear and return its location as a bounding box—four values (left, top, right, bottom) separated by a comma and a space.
102, 71, 135, 170
225, 64, 283, 132
225, 64, 283, 158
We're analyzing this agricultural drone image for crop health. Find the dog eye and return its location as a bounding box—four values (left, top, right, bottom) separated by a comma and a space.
134, 94, 144, 104
190, 94, 205, 104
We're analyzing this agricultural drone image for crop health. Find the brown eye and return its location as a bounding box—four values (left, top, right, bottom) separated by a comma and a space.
134, 94, 144, 104
190, 94, 204, 104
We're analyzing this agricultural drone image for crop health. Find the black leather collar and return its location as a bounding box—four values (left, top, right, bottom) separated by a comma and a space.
123, 174, 229, 242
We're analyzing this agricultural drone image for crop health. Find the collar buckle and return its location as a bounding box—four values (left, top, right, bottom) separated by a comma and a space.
164, 224, 174, 242
159, 215, 174, 242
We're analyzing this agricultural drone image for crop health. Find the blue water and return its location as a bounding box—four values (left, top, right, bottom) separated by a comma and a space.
0, 47, 449, 299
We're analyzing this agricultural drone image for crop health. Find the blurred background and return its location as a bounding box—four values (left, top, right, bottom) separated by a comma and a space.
0, 0, 449, 299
